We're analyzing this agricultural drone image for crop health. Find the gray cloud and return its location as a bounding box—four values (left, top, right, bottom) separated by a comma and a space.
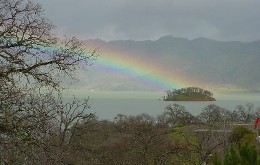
35, 0, 260, 41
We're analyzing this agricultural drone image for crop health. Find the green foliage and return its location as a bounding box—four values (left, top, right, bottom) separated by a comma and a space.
164, 87, 215, 101
223, 146, 240, 165
212, 143, 260, 165
212, 153, 222, 165
239, 142, 260, 165
229, 126, 255, 144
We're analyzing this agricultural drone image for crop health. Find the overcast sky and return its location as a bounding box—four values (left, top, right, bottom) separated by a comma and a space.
35, 0, 260, 42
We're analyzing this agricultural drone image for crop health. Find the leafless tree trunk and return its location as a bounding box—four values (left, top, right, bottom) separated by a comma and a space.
0, 0, 97, 164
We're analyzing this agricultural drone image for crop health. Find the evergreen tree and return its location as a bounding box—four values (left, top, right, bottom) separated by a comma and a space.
212, 142, 260, 165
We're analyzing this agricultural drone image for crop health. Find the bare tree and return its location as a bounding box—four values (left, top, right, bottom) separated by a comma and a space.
197, 104, 223, 127
96, 117, 180, 165
44, 96, 94, 165
163, 104, 195, 127
235, 103, 255, 123
0, 87, 94, 164
0, 0, 97, 164
0, 0, 97, 89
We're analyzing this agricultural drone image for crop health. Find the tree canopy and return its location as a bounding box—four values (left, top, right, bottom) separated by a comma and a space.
163, 87, 215, 101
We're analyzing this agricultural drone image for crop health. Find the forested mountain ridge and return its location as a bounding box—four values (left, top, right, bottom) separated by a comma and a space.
81, 36, 260, 92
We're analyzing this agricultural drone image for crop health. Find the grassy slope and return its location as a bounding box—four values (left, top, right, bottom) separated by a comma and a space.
168, 125, 200, 164
164, 93, 216, 101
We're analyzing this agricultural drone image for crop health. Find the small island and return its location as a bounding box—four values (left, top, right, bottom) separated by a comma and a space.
163, 87, 216, 101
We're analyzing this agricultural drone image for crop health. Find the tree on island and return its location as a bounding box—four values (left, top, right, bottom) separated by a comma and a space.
163, 87, 215, 101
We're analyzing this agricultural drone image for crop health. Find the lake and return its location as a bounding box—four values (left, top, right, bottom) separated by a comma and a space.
69, 91, 260, 120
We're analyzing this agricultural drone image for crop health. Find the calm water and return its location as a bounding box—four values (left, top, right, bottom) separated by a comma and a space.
70, 91, 260, 120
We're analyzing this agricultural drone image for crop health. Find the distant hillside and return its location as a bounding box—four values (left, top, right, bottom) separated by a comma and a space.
78, 36, 260, 92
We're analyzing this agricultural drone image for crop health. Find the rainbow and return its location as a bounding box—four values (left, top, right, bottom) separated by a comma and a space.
90, 47, 200, 91
31, 41, 209, 91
